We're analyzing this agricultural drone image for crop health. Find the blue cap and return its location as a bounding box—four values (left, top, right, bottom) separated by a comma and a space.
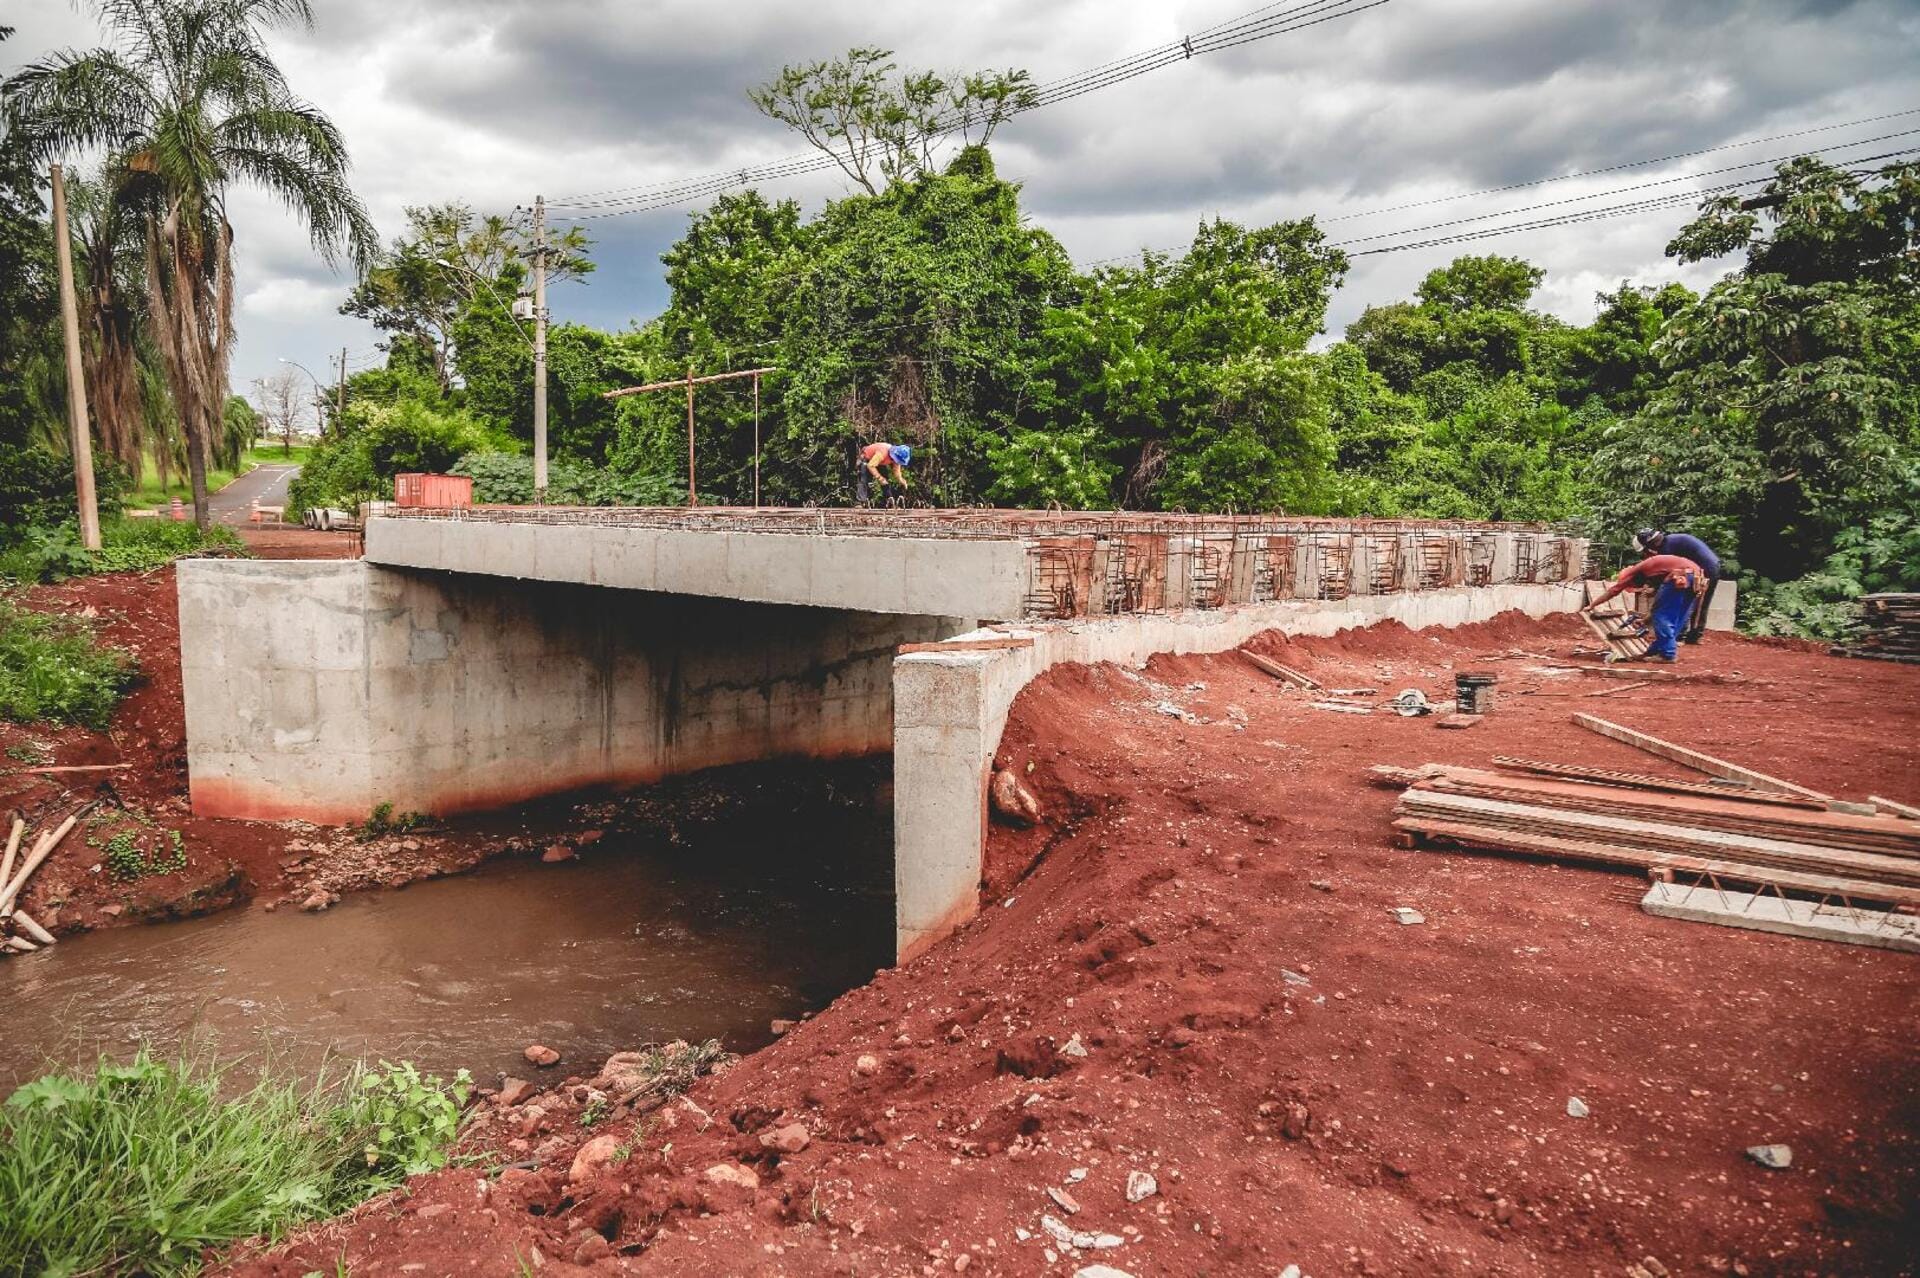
890, 444, 912, 467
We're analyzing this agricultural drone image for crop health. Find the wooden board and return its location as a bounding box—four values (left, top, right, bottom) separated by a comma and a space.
1569, 714, 1831, 801
1394, 817, 1920, 907
1397, 789, 1920, 887
1244, 651, 1322, 690
1403, 776, 1920, 859
1488, 757, 1819, 809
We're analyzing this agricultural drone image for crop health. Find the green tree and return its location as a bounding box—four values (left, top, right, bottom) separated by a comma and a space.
4, 0, 376, 528
750, 49, 1037, 195
1592, 156, 1920, 582
342, 203, 590, 391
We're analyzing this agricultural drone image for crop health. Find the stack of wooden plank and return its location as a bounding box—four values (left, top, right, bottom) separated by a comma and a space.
1385, 762, 1920, 908
1834, 592, 1920, 665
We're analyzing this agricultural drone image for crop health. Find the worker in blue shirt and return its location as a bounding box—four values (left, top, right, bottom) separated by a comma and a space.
1633, 528, 1721, 643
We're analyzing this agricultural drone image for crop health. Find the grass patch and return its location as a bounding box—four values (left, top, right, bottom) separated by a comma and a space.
0, 595, 137, 729
0, 1053, 470, 1278
244, 442, 315, 467
125, 456, 251, 510
0, 517, 246, 585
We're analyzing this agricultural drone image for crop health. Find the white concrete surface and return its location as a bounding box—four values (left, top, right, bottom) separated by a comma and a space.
1642, 881, 1920, 952
180, 559, 967, 822
366, 516, 1032, 620
891, 581, 1586, 960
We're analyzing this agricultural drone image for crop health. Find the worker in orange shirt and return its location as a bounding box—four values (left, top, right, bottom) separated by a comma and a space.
856, 442, 912, 504
1583, 553, 1708, 662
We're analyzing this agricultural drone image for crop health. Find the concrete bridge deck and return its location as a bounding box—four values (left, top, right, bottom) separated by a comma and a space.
366, 506, 1587, 621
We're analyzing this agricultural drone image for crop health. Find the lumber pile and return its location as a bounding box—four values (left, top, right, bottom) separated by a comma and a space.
1833, 592, 1920, 665
0, 805, 87, 955
1388, 762, 1920, 908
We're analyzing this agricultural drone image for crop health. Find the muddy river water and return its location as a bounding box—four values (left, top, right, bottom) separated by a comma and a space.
0, 829, 894, 1092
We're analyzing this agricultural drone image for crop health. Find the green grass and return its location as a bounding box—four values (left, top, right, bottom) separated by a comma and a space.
244, 442, 315, 467
0, 593, 137, 729
125, 455, 251, 510
0, 1053, 469, 1278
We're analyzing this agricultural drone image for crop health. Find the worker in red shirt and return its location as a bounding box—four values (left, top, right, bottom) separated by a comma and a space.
1584, 553, 1707, 662
856, 442, 912, 504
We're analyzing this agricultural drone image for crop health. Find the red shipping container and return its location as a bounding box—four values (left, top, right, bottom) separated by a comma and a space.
394, 473, 474, 508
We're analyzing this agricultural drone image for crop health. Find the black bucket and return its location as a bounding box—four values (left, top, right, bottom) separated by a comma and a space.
1455, 672, 1498, 715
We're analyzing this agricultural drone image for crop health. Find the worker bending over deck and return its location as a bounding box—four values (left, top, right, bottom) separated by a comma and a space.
1585, 553, 1708, 663
857, 442, 912, 504
1634, 527, 1722, 644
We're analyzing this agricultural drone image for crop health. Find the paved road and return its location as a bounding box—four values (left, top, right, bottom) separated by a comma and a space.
211, 463, 300, 525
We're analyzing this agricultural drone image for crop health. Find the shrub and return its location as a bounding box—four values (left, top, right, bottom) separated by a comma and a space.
289, 399, 489, 512
0, 595, 137, 728
0, 518, 245, 585
452, 450, 683, 506
0, 1053, 469, 1278
0, 447, 132, 543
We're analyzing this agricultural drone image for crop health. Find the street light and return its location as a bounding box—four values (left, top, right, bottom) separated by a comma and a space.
277, 357, 330, 439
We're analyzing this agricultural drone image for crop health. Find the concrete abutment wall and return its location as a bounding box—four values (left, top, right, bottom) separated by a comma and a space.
890, 582, 1587, 961
179, 559, 966, 822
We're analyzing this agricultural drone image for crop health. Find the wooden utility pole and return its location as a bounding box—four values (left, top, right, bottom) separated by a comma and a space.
531, 195, 549, 502
603, 366, 776, 508
50, 164, 100, 550
336, 345, 347, 428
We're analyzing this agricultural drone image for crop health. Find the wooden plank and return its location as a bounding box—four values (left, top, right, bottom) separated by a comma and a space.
1870, 795, 1920, 821
1576, 664, 1684, 681
1488, 758, 1819, 809
1397, 790, 1920, 885
1403, 777, 1920, 859
1393, 817, 1920, 906
1586, 681, 1651, 697
1244, 651, 1321, 690
1569, 714, 1831, 801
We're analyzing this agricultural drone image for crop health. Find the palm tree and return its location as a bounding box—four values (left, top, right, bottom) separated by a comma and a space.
3, 0, 374, 527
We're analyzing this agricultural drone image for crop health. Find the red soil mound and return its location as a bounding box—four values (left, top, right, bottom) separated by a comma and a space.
225, 613, 1920, 1277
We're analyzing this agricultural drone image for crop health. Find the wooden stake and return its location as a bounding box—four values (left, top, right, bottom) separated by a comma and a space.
0, 817, 23, 899
0, 807, 87, 919
10, 910, 55, 945
16, 763, 132, 775
1569, 714, 1831, 801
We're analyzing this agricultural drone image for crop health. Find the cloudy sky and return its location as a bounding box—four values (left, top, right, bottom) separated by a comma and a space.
6, 0, 1918, 403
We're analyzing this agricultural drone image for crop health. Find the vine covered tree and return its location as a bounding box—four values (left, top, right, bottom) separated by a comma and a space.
3, 0, 376, 527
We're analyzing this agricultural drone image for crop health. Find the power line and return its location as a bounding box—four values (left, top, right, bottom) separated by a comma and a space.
1077, 113, 1920, 267
546, 0, 1393, 218
1325, 130, 1920, 249
1345, 148, 1916, 257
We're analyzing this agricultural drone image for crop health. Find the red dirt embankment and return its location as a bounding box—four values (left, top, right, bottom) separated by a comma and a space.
226, 615, 1920, 1278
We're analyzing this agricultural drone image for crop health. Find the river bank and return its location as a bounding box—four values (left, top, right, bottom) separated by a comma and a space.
0, 565, 672, 942
207, 614, 1919, 1277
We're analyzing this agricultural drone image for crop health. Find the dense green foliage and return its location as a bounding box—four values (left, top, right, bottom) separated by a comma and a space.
0, 1053, 469, 1277
0, 516, 244, 585
0, 592, 135, 727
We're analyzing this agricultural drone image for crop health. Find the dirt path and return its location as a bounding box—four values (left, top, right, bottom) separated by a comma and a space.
221, 615, 1920, 1278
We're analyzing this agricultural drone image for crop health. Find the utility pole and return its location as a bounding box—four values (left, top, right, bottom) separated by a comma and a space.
50, 164, 100, 550
531, 195, 549, 502
685, 365, 696, 507
336, 345, 347, 433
